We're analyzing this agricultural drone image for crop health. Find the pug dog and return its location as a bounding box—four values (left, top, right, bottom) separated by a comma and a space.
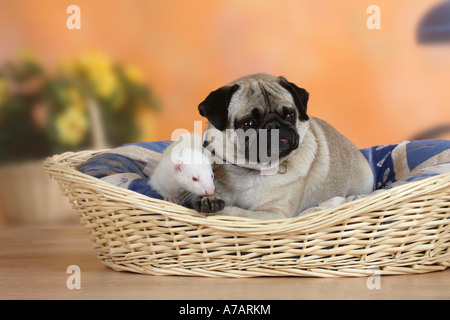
191, 73, 374, 220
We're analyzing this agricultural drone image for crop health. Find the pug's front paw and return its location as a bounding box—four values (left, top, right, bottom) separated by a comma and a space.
194, 194, 225, 215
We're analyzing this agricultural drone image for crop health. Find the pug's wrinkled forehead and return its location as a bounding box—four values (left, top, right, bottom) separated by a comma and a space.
198, 73, 309, 132
228, 75, 298, 127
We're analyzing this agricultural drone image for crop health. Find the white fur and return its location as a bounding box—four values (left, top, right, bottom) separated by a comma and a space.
149, 134, 215, 204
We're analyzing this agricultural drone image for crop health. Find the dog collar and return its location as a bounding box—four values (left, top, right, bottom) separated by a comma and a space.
278, 162, 289, 174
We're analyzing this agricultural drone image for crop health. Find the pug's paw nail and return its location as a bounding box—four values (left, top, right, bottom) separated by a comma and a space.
195, 195, 225, 215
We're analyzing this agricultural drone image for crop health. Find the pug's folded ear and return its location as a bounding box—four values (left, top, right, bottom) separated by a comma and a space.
198, 84, 240, 131
277, 76, 309, 121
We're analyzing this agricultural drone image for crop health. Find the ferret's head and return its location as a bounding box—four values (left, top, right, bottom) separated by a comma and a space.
172, 148, 215, 196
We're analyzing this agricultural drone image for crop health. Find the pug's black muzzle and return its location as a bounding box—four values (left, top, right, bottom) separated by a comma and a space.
277, 127, 299, 157
243, 122, 299, 164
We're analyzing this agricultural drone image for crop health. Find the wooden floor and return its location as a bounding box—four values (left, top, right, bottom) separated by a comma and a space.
1, 225, 449, 300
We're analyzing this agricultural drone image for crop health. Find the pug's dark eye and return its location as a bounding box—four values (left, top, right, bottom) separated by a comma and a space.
285, 111, 296, 123
240, 119, 257, 131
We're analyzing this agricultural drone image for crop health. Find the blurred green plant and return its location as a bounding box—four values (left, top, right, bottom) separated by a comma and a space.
0, 50, 159, 163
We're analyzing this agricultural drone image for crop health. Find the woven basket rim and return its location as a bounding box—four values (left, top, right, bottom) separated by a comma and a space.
43, 148, 450, 235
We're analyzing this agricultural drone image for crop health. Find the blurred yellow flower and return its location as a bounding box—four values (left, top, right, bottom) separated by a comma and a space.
0, 77, 7, 108
1, 49, 158, 161
64, 87, 85, 111
76, 51, 121, 101
90, 71, 120, 100
79, 51, 113, 79
123, 65, 144, 84
55, 107, 89, 147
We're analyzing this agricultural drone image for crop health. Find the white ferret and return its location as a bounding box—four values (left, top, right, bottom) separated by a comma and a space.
149, 133, 215, 205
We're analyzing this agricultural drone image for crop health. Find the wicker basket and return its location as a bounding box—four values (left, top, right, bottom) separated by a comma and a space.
42, 149, 450, 278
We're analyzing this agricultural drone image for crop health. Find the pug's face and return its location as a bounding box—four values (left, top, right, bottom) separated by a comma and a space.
199, 73, 310, 167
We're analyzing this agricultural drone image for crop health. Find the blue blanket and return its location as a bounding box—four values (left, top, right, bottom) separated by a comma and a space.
360, 139, 450, 189
77, 141, 171, 200
77, 139, 450, 211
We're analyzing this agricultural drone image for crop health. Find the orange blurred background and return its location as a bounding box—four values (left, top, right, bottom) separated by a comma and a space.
1, 0, 450, 226
1, 0, 449, 148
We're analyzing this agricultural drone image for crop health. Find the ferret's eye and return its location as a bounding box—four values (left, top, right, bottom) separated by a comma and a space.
211, 174, 214, 179
192, 177, 198, 182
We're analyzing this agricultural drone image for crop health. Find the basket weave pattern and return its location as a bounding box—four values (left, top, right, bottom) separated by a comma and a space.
43, 150, 450, 277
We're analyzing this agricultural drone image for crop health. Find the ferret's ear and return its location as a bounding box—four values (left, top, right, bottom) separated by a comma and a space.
277, 76, 309, 121
173, 160, 184, 173
198, 84, 240, 131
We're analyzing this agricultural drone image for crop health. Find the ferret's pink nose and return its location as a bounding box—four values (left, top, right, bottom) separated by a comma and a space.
205, 187, 214, 196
